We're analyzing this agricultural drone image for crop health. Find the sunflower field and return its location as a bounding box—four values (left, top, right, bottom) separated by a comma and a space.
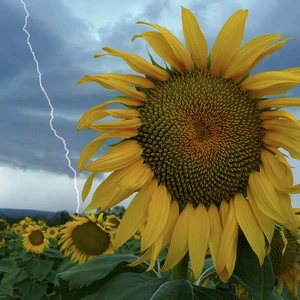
3, 5, 300, 300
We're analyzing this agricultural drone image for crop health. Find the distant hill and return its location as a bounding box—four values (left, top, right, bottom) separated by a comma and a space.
0, 208, 57, 218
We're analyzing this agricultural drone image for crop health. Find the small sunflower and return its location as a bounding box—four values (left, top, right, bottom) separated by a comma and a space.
78, 7, 300, 281
270, 226, 300, 299
0, 235, 5, 248
59, 214, 113, 264
22, 225, 50, 254
13, 225, 23, 235
0, 219, 9, 231
102, 215, 121, 231
46, 227, 59, 239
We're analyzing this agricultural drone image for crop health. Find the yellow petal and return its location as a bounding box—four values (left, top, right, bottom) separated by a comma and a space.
96, 73, 154, 88
181, 7, 208, 70
241, 71, 300, 98
247, 187, 274, 245
160, 203, 194, 272
218, 201, 238, 283
116, 159, 153, 191
141, 185, 171, 251
263, 132, 300, 160
248, 170, 297, 230
82, 172, 98, 201
98, 47, 170, 81
257, 97, 300, 110
129, 200, 179, 267
224, 34, 283, 81
113, 180, 157, 249
259, 110, 298, 122
208, 204, 223, 274
78, 129, 138, 172
89, 118, 142, 132
84, 169, 133, 212
233, 194, 265, 265
83, 75, 147, 100
219, 200, 230, 228
247, 38, 293, 74
161, 201, 180, 249
262, 119, 300, 138
104, 109, 140, 119
210, 10, 248, 75
147, 235, 163, 271
261, 150, 294, 192
136, 21, 194, 72
85, 141, 142, 172
77, 98, 142, 130
132, 31, 183, 73
188, 204, 210, 280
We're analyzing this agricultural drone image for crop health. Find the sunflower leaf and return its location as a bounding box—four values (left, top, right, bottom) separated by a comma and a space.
232, 234, 275, 300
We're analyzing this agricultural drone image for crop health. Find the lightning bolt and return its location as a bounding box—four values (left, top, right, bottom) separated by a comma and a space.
20, 0, 80, 213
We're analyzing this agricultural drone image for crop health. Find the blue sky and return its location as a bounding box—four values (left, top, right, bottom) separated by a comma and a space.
1, 0, 300, 212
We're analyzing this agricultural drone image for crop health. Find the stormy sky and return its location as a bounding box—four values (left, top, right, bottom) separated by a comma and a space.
1, 0, 300, 213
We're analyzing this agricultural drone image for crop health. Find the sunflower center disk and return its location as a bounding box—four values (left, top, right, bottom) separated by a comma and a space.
72, 221, 110, 255
136, 70, 264, 205
29, 230, 44, 245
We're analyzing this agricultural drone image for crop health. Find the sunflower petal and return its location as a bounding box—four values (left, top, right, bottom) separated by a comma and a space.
241, 71, 300, 98
219, 200, 230, 228
208, 204, 223, 274
160, 203, 194, 272
136, 21, 194, 72
132, 31, 183, 72
224, 34, 283, 81
263, 132, 300, 159
210, 10, 248, 75
89, 118, 142, 132
78, 129, 138, 172
218, 201, 238, 282
113, 180, 157, 249
257, 97, 300, 109
181, 7, 208, 70
82, 172, 98, 201
188, 204, 210, 280
97, 47, 170, 81
85, 141, 143, 172
141, 185, 171, 252
97, 73, 154, 88
77, 98, 142, 130
248, 171, 297, 230
259, 110, 298, 122
234, 194, 265, 265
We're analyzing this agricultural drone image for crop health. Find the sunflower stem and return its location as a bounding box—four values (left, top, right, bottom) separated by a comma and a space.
171, 253, 189, 280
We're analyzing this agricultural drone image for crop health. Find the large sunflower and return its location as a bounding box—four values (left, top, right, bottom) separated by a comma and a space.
22, 225, 50, 254
58, 214, 113, 264
78, 8, 300, 281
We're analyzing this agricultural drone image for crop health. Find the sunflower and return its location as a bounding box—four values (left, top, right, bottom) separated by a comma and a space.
22, 225, 50, 254
46, 227, 59, 239
0, 219, 9, 231
13, 225, 23, 235
270, 226, 300, 299
102, 215, 121, 231
58, 214, 113, 264
78, 7, 300, 282
0, 235, 5, 248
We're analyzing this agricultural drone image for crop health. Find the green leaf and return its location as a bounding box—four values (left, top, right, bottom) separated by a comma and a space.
24, 258, 54, 281
1, 268, 29, 285
0, 258, 18, 273
18, 280, 47, 300
58, 254, 145, 289
233, 234, 274, 300
270, 287, 285, 300
81, 272, 154, 300
43, 248, 65, 259
192, 286, 240, 300
0, 282, 13, 298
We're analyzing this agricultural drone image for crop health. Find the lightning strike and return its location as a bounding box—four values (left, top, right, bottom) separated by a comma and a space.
20, 0, 80, 213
